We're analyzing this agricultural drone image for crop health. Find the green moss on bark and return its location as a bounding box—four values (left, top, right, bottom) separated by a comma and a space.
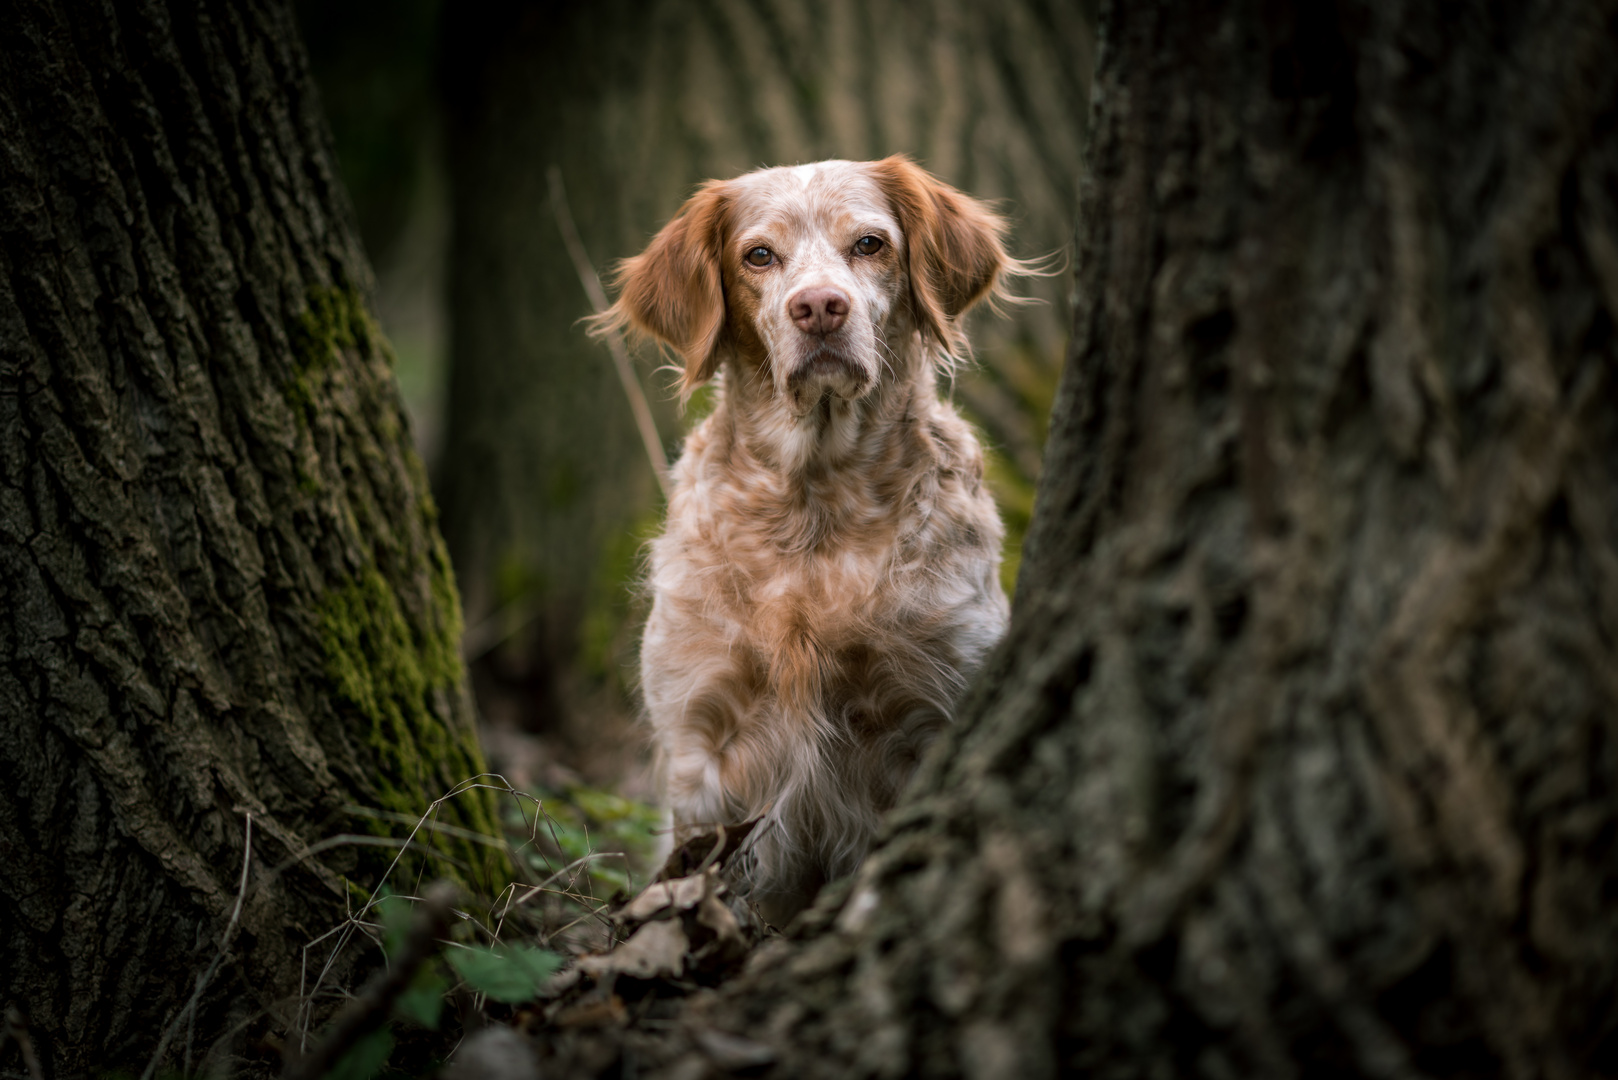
318, 544, 505, 890
294, 284, 370, 370
319, 566, 456, 756
283, 285, 376, 492
293, 283, 508, 892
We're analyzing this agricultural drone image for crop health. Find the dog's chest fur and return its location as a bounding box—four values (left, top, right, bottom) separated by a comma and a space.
639, 384, 1006, 914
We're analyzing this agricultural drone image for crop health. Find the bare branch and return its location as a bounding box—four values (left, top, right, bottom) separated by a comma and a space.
548, 164, 673, 500
2, 1007, 44, 1080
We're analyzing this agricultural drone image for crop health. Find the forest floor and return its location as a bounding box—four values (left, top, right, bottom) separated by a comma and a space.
442, 822, 791, 1080
280, 805, 784, 1080
263, 703, 787, 1080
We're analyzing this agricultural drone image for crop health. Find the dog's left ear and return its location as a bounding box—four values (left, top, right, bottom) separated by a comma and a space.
591, 182, 730, 396
871, 156, 1015, 354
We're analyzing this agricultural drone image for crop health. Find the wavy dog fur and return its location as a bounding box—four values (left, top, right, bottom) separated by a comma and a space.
595, 157, 1021, 924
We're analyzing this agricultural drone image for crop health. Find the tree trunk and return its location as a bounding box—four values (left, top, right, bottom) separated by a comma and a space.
435, 0, 1091, 784
631, 1, 1618, 1076
0, 1, 497, 1074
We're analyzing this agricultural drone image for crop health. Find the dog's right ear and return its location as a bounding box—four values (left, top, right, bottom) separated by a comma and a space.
590, 182, 729, 396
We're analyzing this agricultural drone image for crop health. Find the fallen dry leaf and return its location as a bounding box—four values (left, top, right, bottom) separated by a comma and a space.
615, 872, 712, 924
576, 919, 688, 981
658, 816, 766, 880
551, 993, 628, 1029
694, 891, 748, 962
694, 1028, 777, 1070
440, 1026, 540, 1080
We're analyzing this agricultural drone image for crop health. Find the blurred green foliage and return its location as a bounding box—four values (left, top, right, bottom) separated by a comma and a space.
579, 513, 659, 687
327, 888, 565, 1080
295, 0, 441, 265
964, 335, 1064, 596
509, 783, 666, 898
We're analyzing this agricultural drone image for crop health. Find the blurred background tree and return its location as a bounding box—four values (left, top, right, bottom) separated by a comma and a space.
296, 0, 448, 449
297, 0, 1093, 794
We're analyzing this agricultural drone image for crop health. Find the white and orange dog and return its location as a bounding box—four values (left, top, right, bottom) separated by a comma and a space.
597, 157, 1020, 923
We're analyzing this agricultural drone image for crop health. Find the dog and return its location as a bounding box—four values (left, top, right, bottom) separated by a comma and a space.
595, 157, 1020, 924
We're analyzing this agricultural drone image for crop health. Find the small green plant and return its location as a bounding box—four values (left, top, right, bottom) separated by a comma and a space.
290, 774, 660, 1079
446, 944, 563, 1004
503, 782, 664, 899
326, 1028, 394, 1080
316, 889, 563, 1080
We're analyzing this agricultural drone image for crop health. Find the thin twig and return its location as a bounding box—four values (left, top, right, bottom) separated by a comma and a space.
460, 597, 545, 662
495, 852, 628, 935
282, 882, 458, 1080
695, 823, 729, 877
141, 812, 255, 1080
2, 1007, 43, 1080
547, 164, 672, 500
343, 806, 519, 849
296, 777, 537, 1047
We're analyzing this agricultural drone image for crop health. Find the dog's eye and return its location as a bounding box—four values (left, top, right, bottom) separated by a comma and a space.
854, 235, 884, 256
745, 246, 775, 267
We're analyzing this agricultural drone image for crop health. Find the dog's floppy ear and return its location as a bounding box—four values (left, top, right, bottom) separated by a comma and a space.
872, 156, 1015, 355
592, 182, 729, 395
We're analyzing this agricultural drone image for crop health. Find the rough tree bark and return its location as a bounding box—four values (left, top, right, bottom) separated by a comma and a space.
0, 1, 497, 1074
435, 0, 1091, 782
619, 1, 1618, 1076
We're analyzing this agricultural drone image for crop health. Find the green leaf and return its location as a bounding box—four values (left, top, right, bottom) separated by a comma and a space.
326, 1027, 393, 1080
589, 863, 632, 896
373, 890, 413, 960
395, 979, 445, 1030
448, 944, 564, 1004
544, 817, 592, 861
570, 786, 635, 822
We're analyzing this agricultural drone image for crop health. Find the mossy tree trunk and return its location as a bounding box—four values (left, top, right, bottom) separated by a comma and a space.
628, 0, 1618, 1076
435, 0, 1091, 781
0, 0, 499, 1074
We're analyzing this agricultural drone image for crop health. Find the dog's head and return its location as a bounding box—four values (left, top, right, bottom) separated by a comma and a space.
595, 157, 1018, 415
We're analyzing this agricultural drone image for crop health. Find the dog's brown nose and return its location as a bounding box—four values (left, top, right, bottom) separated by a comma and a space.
789, 288, 850, 336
